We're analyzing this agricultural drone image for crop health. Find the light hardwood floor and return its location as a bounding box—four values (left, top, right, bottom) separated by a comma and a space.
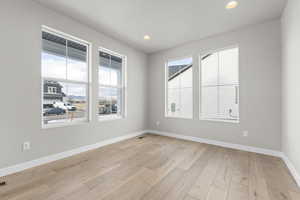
0, 134, 299, 200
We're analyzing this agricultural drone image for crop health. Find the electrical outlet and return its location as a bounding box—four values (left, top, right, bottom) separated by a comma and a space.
23, 142, 31, 151
243, 131, 249, 137
156, 121, 160, 127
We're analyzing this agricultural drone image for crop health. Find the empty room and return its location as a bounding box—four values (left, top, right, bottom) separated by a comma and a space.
1, 0, 300, 199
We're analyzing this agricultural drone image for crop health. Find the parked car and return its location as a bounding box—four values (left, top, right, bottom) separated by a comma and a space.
43, 107, 66, 116
98, 104, 118, 114
53, 102, 67, 110
112, 104, 118, 113
43, 104, 54, 109
53, 102, 76, 111
64, 103, 77, 111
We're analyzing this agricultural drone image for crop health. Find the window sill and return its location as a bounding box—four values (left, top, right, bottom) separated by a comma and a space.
165, 115, 193, 120
98, 115, 124, 122
199, 117, 240, 124
42, 119, 89, 129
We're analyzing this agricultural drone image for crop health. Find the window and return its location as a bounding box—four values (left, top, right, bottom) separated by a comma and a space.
200, 47, 239, 122
47, 87, 57, 94
98, 48, 126, 120
166, 57, 193, 119
41, 27, 90, 127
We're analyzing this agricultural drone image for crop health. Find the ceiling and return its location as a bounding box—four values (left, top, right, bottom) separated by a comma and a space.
34, 0, 287, 53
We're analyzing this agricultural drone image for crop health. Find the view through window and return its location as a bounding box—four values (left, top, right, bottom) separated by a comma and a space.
166, 57, 193, 118
98, 49, 125, 119
200, 47, 239, 121
42, 29, 90, 126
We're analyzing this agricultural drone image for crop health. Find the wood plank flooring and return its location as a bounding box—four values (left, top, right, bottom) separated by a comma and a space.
0, 134, 299, 200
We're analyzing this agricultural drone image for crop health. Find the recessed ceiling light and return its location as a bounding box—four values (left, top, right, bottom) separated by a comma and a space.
226, 1, 238, 9
144, 35, 151, 40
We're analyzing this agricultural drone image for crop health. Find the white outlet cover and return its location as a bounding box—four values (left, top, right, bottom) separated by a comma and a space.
156, 121, 160, 126
243, 131, 249, 137
23, 142, 31, 151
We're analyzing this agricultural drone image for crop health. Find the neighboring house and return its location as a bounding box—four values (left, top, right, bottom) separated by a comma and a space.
168, 64, 192, 82
43, 80, 65, 105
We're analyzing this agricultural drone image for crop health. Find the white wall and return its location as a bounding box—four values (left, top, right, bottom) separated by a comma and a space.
147, 20, 282, 150
281, 0, 300, 178
0, 0, 147, 169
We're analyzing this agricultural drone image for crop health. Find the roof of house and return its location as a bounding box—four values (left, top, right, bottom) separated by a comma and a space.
42, 31, 87, 52
168, 53, 212, 81
168, 64, 192, 81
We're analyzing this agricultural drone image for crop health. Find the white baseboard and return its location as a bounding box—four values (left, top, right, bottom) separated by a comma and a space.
146, 130, 281, 157
145, 129, 300, 187
281, 154, 300, 187
0, 131, 145, 177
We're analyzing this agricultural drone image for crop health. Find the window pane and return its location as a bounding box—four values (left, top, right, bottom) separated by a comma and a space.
42, 52, 66, 79
168, 57, 192, 80
99, 51, 122, 86
167, 88, 180, 117
200, 47, 239, 121
67, 41, 88, 82
167, 57, 193, 118
42, 32, 67, 79
201, 86, 218, 118
201, 52, 218, 86
167, 88, 193, 118
99, 67, 121, 86
179, 88, 193, 118
219, 85, 239, 120
111, 55, 122, 86
43, 80, 88, 125
167, 73, 180, 89
180, 67, 193, 88
67, 58, 88, 82
219, 48, 239, 84
42, 52, 67, 80
98, 49, 125, 120
98, 87, 122, 116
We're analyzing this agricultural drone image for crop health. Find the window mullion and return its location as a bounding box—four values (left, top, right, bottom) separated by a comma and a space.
42, 77, 88, 85
99, 84, 122, 89
217, 52, 220, 118
66, 40, 68, 81
178, 78, 180, 114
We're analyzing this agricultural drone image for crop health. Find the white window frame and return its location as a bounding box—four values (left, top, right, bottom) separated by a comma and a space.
199, 45, 240, 123
165, 56, 194, 120
41, 26, 92, 129
98, 47, 127, 121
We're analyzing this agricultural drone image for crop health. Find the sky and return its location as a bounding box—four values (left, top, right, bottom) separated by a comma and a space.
42, 53, 87, 81
168, 57, 192, 67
